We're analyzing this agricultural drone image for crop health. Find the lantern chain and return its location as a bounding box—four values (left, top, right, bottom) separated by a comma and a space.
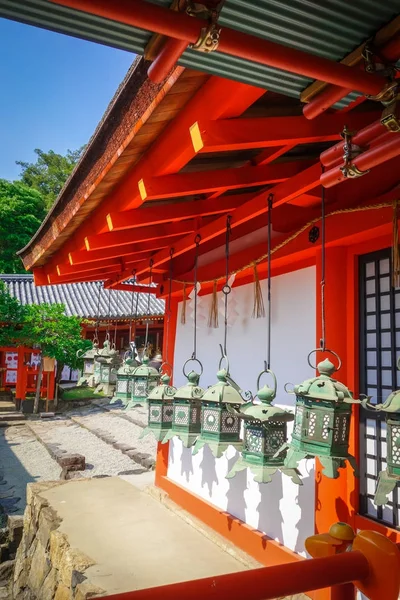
165, 248, 174, 365
222, 215, 232, 358
94, 281, 102, 344
267, 194, 273, 370
113, 287, 119, 349
192, 234, 201, 360
144, 259, 153, 356
128, 271, 136, 344
106, 286, 112, 341
320, 166, 326, 352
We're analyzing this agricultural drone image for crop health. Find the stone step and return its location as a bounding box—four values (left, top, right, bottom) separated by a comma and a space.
0, 421, 26, 428
0, 413, 25, 424
0, 404, 16, 414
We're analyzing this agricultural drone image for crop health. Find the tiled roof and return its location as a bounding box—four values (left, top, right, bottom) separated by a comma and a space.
0, 275, 164, 320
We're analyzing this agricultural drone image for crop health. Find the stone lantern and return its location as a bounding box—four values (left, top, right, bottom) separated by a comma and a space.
279, 356, 360, 479
141, 372, 176, 443
77, 340, 99, 387
124, 355, 160, 409
226, 371, 302, 484
373, 374, 400, 506
192, 367, 244, 458
164, 364, 205, 448
94, 339, 122, 396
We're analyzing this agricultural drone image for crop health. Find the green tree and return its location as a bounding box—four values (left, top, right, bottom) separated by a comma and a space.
21, 303, 91, 412
0, 180, 46, 274
16, 147, 85, 209
0, 281, 26, 346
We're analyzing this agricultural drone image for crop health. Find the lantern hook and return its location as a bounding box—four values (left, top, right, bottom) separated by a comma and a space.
307, 348, 342, 372
284, 382, 296, 394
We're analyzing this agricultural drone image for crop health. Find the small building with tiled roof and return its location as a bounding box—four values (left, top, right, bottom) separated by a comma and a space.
0, 274, 165, 356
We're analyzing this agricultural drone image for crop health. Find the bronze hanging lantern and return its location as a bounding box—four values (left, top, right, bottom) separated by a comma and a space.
227, 368, 301, 484
164, 236, 205, 447
374, 358, 400, 506
125, 261, 160, 409
142, 251, 177, 442
192, 353, 245, 458
142, 367, 176, 443
164, 359, 204, 447
94, 337, 122, 395
279, 351, 361, 479
193, 217, 247, 457
113, 286, 140, 405
113, 341, 140, 404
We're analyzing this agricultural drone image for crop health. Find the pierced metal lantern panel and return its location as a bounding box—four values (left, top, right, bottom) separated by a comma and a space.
141, 374, 177, 443
164, 370, 204, 448
227, 372, 301, 484
282, 356, 359, 479
83, 359, 94, 376
193, 368, 245, 458
374, 384, 400, 506
125, 356, 160, 408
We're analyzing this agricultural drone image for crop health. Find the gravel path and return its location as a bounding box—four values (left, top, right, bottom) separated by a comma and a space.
28, 417, 137, 477
0, 426, 61, 517
94, 399, 148, 428
69, 407, 157, 459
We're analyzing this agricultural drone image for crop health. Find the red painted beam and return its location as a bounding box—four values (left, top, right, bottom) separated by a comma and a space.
51, 0, 386, 95
192, 112, 379, 153
106, 284, 154, 293
320, 119, 386, 168
68, 239, 170, 265
106, 194, 253, 232
40, 77, 264, 270
252, 145, 296, 166
140, 161, 308, 201
321, 134, 400, 188
131, 163, 321, 279
57, 257, 123, 276
84, 220, 201, 251
46, 269, 121, 286
147, 38, 187, 83
304, 32, 400, 119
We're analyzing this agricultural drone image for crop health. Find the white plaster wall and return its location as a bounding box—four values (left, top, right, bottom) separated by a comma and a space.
168, 266, 316, 555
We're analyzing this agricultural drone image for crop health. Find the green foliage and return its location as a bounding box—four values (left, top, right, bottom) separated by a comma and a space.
0, 281, 26, 347
20, 303, 92, 371
0, 180, 47, 273
16, 147, 85, 209
61, 387, 104, 401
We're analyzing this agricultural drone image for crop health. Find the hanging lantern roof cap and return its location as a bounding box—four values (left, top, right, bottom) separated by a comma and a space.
147, 373, 177, 401
201, 368, 245, 405
293, 358, 355, 403
117, 357, 139, 375
239, 397, 294, 423
80, 342, 98, 360
132, 355, 159, 377
174, 369, 204, 401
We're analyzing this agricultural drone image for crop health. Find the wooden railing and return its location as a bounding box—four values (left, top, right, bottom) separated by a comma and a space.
100, 525, 400, 600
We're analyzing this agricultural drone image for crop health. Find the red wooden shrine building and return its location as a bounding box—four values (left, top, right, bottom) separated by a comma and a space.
4, 0, 400, 598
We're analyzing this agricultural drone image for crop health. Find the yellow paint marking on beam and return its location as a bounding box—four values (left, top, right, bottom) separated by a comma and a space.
68, 253, 73, 265
138, 179, 147, 201
190, 122, 204, 153
47, 275, 51, 284
56, 265, 61, 276
106, 213, 114, 231
84, 237, 90, 251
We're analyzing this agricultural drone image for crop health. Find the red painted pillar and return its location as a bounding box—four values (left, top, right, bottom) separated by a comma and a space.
156, 297, 179, 487
315, 247, 356, 600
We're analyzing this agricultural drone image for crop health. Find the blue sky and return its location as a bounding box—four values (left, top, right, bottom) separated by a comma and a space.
0, 18, 133, 181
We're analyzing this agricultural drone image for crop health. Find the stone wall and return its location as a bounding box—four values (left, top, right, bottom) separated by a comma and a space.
12, 481, 104, 600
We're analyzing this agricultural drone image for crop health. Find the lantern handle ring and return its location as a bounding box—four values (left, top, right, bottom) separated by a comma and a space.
284, 382, 295, 394
257, 365, 277, 399
307, 348, 342, 371
183, 357, 203, 378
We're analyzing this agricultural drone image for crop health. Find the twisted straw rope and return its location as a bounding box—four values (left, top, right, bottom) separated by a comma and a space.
173, 202, 392, 286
